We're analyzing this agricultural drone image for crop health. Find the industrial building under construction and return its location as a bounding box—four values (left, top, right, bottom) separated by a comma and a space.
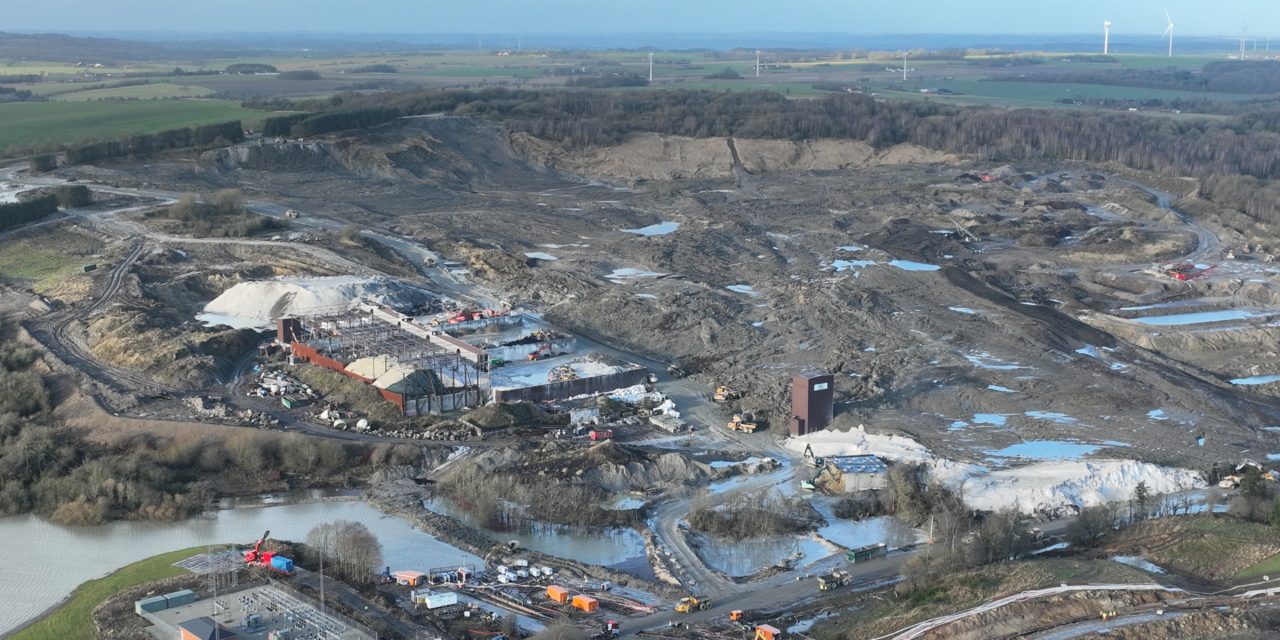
277, 301, 648, 415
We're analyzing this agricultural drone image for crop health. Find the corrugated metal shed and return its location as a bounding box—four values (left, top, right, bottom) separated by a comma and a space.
829, 455, 887, 474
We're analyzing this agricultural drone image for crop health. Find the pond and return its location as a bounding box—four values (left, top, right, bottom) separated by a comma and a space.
0, 500, 480, 635
421, 496, 649, 574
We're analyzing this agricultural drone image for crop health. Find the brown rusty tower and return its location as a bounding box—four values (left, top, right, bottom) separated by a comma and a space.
790, 371, 834, 437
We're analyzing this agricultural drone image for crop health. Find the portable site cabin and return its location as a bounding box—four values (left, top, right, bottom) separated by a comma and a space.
393, 570, 428, 587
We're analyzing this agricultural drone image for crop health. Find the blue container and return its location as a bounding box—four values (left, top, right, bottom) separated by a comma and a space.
270, 556, 294, 573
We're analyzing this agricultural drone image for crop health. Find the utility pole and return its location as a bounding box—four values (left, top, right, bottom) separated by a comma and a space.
902, 53, 908, 82
320, 531, 327, 615
648, 52, 654, 82
755, 49, 761, 77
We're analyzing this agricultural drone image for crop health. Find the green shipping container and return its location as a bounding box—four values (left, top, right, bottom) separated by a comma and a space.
281, 396, 294, 409
135, 596, 168, 615
81, 264, 97, 273
163, 589, 196, 607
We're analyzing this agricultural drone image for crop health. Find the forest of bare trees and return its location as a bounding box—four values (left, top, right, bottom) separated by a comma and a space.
306, 520, 384, 584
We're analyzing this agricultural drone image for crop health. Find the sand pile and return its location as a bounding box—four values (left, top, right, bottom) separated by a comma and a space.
201, 276, 432, 325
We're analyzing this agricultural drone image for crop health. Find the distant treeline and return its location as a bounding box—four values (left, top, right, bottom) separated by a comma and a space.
350, 63, 397, 73
280, 70, 321, 81
65, 120, 244, 165
225, 63, 278, 74
261, 112, 313, 137
0, 74, 40, 84
967, 55, 1045, 67
995, 60, 1280, 94
0, 86, 41, 103
0, 196, 58, 231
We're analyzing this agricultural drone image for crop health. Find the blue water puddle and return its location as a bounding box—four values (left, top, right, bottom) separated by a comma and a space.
949, 421, 969, 431
1231, 374, 1280, 386
889, 259, 941, 272
1134, 310, 1256, 326
1148, 409, 1168, 421
974, 414, 1008, 426
623, 221, 679, 236
949, 307, 977, 315
1025, 411, 1077, 424
833, 259, 876, 271
986, 440, 1100, 460
1075, 345, 1100, 358
987, 385, 1016, 393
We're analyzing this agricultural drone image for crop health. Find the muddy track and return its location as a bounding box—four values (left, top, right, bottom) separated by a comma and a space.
31, 240, 184, 399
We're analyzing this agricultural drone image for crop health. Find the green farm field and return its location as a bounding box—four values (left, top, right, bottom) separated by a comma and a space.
51, 82, 215, 101
0, 100, 273, 152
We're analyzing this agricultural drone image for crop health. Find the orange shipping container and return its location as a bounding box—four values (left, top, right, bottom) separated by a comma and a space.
571, 594, 599, 613
547, 585, 570, 604
755, 624, 782, 640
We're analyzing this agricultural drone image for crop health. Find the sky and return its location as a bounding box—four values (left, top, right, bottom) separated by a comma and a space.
6, 0, 1277, 36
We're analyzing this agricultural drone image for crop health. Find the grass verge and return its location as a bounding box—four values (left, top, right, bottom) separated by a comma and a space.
10, 546, 199, 640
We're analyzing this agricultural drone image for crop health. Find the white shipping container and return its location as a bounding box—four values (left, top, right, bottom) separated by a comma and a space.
410, 590, 459, 610
516, 569, 528, 578
514, 559, 529, 568
541, 567, 554, 577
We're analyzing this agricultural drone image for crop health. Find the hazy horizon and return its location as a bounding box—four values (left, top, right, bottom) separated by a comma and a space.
9, 0, 1278, 38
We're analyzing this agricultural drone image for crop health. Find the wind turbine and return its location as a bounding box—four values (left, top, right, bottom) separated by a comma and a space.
1162, 10, 1174, 58
1104, 18, 1112, 55
1240, 24, 1248, 61
755, 49, 761, 77
648, 52, 654, 82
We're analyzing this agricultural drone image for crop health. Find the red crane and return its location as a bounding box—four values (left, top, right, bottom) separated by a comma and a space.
244, 529, 270, 564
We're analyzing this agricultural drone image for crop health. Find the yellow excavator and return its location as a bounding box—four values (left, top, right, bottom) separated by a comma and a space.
713, 386, 741, 402
675, 596, 713, 613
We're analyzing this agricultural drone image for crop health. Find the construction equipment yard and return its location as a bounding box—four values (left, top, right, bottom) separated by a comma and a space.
8, 112, 1280, 640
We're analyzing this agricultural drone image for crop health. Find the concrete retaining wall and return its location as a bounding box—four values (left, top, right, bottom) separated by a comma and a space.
492, 367, 649, 403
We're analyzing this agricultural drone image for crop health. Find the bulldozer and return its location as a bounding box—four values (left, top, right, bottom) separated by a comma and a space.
713, 385, 741, 402
675, 596, 712, 613
726, 413, 759, 434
